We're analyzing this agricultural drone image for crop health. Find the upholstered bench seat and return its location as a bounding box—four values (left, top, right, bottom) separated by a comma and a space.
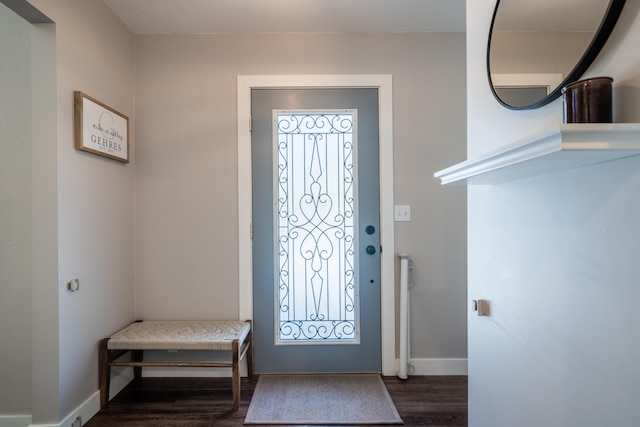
99, 320, 252, 411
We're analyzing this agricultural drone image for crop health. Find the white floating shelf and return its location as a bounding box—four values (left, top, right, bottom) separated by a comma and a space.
434, 123, 640, 185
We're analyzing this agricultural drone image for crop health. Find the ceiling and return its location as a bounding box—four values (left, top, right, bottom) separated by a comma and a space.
101, 0, 466, 34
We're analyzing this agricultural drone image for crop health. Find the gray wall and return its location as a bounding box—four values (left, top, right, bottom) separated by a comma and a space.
1, 5, 58, 423
1, 0, 136, 424
467, 0, 640, 426
0, 2, 33, 416
134, 32, 468, 371
33, 0, 136, 420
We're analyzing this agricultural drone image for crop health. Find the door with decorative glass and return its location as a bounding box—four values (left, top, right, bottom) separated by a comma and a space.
251, 88, 381, 373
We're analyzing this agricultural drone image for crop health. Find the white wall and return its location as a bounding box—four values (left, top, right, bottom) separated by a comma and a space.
467, 1, 640, 426
134, 32, 467, 369
0, 2, 33, 416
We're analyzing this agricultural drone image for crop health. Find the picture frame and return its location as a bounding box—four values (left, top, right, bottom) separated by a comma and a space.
74, 91, 129, 163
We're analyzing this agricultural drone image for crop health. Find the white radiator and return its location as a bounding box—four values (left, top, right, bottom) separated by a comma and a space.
397, 252, 414, 379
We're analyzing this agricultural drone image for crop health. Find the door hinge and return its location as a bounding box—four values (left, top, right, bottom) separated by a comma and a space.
250, 222, 254, 239
249, 115, 253, 132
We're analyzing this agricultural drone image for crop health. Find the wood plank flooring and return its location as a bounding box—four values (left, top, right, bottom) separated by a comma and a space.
85, 375, 467, 427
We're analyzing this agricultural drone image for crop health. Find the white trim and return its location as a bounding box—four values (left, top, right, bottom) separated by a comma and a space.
107, 367, 135, 400
434, 123, 640, 185
237, 74, 395, 375
26, 369, 134, 427
0, 415, 31, 427
54, 393, 99, 427
397, 358, 469, 376
142, 367, 252, 377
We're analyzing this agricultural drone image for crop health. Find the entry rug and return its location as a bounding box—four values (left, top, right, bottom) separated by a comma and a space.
244, 374, 403, 425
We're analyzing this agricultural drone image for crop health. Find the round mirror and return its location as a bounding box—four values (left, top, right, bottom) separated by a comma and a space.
488, 0, 626, 110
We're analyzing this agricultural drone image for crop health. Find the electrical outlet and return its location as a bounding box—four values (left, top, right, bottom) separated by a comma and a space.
71, 416, 82, 427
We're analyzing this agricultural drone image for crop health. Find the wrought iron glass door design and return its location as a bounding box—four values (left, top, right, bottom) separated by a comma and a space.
275, 111, 358, 343
252, 89, 381, 373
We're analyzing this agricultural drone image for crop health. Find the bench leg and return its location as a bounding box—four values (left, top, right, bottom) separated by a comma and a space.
133, 350, 143, 378
246, 329, 253, 378
232, 340, 240, 411
99, 338, 110, 409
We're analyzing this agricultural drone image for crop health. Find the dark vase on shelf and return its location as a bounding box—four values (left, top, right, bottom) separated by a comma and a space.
562, 77, 613, 123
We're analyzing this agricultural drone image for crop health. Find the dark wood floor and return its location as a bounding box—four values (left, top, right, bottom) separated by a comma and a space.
85, 375, 467, 427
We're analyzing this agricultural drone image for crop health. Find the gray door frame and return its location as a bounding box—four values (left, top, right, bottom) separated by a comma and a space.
237, 75, 395, 376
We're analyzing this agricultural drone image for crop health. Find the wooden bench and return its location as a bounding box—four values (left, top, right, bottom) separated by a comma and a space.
99, 320, 252, 411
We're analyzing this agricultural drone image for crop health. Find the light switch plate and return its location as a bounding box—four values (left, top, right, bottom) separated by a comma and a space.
394, 205, 411, 222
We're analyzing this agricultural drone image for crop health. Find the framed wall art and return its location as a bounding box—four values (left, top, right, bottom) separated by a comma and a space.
74, 91, 129, 163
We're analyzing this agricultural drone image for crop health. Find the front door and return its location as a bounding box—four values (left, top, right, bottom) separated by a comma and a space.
251, 88, 381, 373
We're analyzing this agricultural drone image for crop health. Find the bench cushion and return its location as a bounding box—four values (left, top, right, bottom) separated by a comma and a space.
107, 320, 251, 351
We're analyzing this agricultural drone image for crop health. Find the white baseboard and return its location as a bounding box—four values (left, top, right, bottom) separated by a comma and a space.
56, 393, 99, 427
141, 359, 251, 378
0, 415, 32, 427
395, 358, 468, 376
139, 350, 251, 378
143, 360, 463, 377
27, 368, 134, 427
27, 362, 244, 427
142, 367, 234, 377
108, 367, 136, 400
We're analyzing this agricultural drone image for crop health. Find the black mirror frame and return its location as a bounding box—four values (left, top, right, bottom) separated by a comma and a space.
487, 0, 627, 110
